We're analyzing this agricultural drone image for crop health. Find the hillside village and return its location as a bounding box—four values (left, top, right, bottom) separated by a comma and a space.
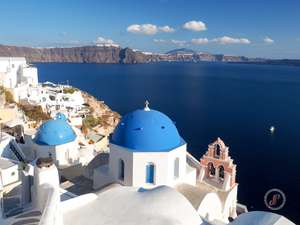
0, 57, 295, 225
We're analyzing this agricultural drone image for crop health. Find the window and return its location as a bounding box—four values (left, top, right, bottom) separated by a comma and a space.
208, 162, 215, 177
174, 158, 180, 179
119, 159, 125, 181
215, 144, 221, 158
145, 163, 155, 184
219, 165, 225, 180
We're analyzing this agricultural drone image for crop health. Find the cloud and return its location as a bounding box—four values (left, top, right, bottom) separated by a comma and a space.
191, 38, 209, 45
171, 39, 187, 46
127, 24, 175, 35
263, 36, 274, 44
154, 36, 251, 46
183, 20, 207, 31
153, 39, 167, 43
153, 39, 187, 46
94, 36, 119, 47
127, 24, 158, 35
95, 36, 115, 45
212, 36, 251, 44
158, 25, 175, 33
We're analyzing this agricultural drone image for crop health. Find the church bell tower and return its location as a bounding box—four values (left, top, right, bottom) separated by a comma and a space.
198, 137, 237, 191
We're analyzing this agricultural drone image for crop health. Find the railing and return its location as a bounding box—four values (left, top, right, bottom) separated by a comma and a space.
186, 152, 202, 177
9, 141, 26, 163
186, 152, 201, 168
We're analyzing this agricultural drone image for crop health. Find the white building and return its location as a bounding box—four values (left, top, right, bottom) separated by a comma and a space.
31, 113, 80, 168
0, 57, 38, 102
94, 103, 196, 189
39, 86, 85, 116
0, 158, 20, 190
25, 113, 97, 169
21, 83, 85, 120
0, 58, 84, 120
92, 103, 241, 224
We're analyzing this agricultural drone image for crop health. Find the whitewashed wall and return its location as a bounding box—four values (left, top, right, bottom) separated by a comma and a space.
34, 140, 79, 168
109, 143, 194, 188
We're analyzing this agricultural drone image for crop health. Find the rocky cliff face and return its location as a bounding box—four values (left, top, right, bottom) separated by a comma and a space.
119, 48, 150, 64
0, 45, 125, 63
0, 44, 252, 64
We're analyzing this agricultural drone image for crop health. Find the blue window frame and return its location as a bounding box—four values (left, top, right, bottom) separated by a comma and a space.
146, 163, 155, 184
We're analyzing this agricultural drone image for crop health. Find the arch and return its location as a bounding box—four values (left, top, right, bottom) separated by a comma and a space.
215, 144, 221, 158
174, 157, 180, 179
119, 159, 125, 181
219, 165, 225, 180
207, 162, 215, 177
146, 163, 155, 184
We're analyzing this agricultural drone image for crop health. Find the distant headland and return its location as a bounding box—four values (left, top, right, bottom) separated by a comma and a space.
0, 44, 299, 66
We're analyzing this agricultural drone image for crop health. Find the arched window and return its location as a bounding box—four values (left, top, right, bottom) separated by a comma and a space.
145, 163, 155, 184
174, 158, 180, 179
215, 144, 221, 158
207, 162, 215, 177
219, 165, 225, 180
119, 159, 125, 181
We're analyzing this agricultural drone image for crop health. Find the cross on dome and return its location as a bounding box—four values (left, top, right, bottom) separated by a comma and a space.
144, 100, 150, 111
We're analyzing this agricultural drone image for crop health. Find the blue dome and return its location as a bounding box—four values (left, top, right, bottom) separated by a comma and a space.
55, 112, 67, 121
35, 116, 76, 146
111, 109, 184, 152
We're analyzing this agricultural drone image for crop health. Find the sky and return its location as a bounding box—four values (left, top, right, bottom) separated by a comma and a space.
0, 0, 300, 58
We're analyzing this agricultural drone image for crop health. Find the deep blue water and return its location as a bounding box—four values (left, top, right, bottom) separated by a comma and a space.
36, 62, 300, 223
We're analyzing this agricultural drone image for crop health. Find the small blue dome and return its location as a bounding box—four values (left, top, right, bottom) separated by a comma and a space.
111, 109, 184, 152
35, 116, 76, 146
55, 112, 67, 121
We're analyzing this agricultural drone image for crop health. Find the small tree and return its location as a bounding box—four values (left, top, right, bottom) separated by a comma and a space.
18, 103, 50, 122
82, 115, 101, 129
63, 87, 77, 94
0, 86, 15, 103
4, 89, 14, 103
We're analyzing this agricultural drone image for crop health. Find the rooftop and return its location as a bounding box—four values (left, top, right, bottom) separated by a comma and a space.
0, 157, 17, 170
62, 186, 203, 225
111, 102, 184, 152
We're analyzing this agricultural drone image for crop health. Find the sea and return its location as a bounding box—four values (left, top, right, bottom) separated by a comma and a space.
35, 62, 300, 223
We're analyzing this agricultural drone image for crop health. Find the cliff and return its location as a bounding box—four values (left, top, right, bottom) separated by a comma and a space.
0, 44, 249, 64
81, 91, 120, 136
0, 45, 124, 63
2, 44, 297, 66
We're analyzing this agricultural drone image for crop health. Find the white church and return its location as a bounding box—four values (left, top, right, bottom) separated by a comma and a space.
93, 101, 197, 189
32, 112, 80, 167
0, 102, 295, 225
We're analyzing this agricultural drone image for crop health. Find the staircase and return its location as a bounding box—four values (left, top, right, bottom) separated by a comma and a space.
10, 210, 42, 225
9, 141, 26, 163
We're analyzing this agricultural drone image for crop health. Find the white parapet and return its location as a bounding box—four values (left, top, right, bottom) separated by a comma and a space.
32, 158, 63, 225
